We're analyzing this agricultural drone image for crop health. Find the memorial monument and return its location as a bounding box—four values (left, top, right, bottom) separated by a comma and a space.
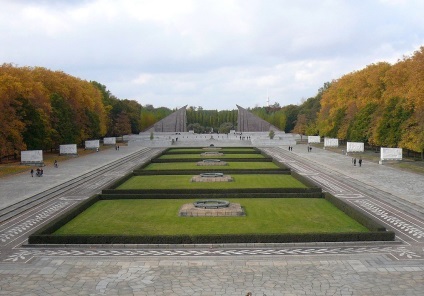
236, 105, 280, 132
145, 105, 187, 133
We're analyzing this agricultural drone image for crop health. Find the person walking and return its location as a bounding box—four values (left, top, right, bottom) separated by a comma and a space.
30, 169, 34, 177
353, 158, 357, 166
359, 157, 362, 167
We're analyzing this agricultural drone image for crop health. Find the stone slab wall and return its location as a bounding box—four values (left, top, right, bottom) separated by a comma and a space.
21, 150, 43, 164
381, 148, 402, 160
85, 140, 100, 149
103, 137, 116, 145
347, 142, 364, 152
59, 144, 77, 155
324, 138, 338, 147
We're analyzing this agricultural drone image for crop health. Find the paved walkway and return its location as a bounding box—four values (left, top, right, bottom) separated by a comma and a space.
287, 144, 424, 215
0, 145, 148, 209
0, 142, 423, 295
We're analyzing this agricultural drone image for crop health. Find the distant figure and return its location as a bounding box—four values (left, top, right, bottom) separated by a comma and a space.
353, 158, 357, 166
96, 147, 99, 152
359, 158, 362, 167
30, 169, 34, 177
54, 160, 58, 168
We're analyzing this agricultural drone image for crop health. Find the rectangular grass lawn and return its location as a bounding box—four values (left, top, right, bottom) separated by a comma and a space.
53, 198, 369, 235
117, 174, 307, 189
158, 154, 265, 159
144, 162, 280, 170
167, 148, 256, 153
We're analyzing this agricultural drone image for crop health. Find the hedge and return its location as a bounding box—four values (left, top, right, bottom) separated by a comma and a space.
28, 231, 395, 245
98, 192, 325, 200
102, 187, 323, 195
324, 193, 387, 232
151, 158, 273, 163
133, 169, 291, 176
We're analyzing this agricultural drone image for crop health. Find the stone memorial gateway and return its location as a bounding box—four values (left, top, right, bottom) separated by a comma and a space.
237, 105, 280, 132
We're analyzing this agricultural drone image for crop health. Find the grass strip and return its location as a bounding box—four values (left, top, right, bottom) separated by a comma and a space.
53, 198, 369, 236
158, 154, 265, 159
166, 148, 256, 153
144, 162, 279, 170
117, 174, 307, 190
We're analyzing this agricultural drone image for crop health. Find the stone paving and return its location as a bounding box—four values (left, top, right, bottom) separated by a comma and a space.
0, 142, 424, 295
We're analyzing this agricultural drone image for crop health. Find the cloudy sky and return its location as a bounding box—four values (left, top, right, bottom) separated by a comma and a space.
1, 0, 424, 110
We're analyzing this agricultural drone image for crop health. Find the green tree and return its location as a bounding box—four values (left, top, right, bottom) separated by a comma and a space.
374, 97, 413, 147
16, 97, 50, 150
347, 102, 378, 142
218, 122, 234, 134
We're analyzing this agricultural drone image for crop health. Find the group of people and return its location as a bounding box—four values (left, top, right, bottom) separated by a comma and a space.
115, 145, 120, 150
307, 145, 313, 152
30, 168, 44, 177
288, 146, 293, 151
30, 159, 59, 177
352, 157, 363, 167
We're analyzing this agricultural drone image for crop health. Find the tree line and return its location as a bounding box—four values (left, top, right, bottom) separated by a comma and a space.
251, 48, 424, 156
2, 46, 423, 160
0, 64, 142, 160
294, 47, 424, 155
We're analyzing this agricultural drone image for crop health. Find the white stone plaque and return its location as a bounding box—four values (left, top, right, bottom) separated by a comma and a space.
347, 142, 364, 152
103, 137, 116, 145
308, 136, 321, 143
60, 144, 77, 155
21, 150, 43, 164
85, 140, 100, 149
324, 138, 339, 147
381, 148, 402, 160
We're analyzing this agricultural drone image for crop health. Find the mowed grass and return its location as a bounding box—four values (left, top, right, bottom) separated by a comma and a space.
144, 162, 280, 170
0, 166, 29, 177
167, 148, 256, 153
53, 198, 369, 235
158, 154, 265, 159
117, 174, 307, 189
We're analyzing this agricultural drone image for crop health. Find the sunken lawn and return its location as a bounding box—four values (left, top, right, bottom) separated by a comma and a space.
53, 198, 369, 236
116, 174, 307, 190
143, 161, 280, 170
